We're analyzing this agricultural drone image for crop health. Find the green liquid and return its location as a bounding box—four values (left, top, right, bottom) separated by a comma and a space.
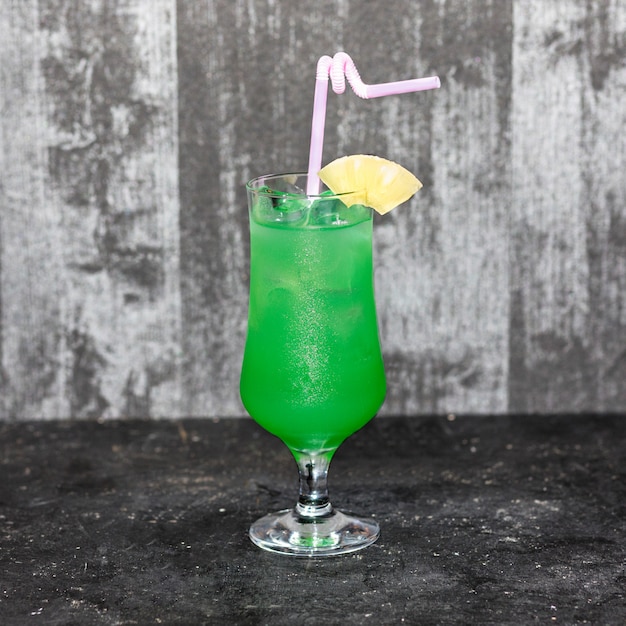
240, 207, 386, 453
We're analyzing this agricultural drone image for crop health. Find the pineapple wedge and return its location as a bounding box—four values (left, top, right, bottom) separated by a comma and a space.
318, 154, 422, 215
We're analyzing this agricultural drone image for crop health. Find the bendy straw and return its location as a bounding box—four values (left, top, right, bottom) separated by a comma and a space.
306, 52, 441, 195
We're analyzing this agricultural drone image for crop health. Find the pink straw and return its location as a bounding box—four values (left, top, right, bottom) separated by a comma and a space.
306, 52, 441, 194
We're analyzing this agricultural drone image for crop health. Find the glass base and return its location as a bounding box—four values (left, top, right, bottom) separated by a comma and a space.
249, 507, 380, 557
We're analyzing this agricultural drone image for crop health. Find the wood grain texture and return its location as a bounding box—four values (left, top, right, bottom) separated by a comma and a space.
0, 0, 65, 418
0, 0, 624, 419
1, 0, 181, 419
372, 0, 513, 415
510, 0, 626, 412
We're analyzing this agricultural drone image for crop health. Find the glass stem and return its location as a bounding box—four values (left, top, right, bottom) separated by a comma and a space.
291, 450, 336, 519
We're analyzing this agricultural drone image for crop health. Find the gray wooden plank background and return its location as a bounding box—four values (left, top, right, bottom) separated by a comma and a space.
0, 0, 624, 420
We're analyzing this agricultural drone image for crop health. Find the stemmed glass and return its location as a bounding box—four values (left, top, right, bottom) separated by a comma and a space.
240, 173, 386, 556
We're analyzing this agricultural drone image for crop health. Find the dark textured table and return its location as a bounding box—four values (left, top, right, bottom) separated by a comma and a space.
1, 415, 624, 625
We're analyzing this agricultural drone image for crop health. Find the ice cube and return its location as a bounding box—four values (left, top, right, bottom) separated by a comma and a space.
308, 192, 371, 227
252, 193, 276, 222
272, 194, 309, 223
252, 186, 308, 224
308, 194, 347, 226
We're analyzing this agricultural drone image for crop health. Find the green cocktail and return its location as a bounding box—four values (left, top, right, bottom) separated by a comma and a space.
240, 198, 385, 452
238, 51, 438, 556
241, 173, 385, 556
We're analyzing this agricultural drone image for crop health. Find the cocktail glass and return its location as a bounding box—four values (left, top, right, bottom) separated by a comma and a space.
240, 172, 386, 556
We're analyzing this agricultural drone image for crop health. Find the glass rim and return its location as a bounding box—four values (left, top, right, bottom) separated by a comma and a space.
246, 172, 361, 199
